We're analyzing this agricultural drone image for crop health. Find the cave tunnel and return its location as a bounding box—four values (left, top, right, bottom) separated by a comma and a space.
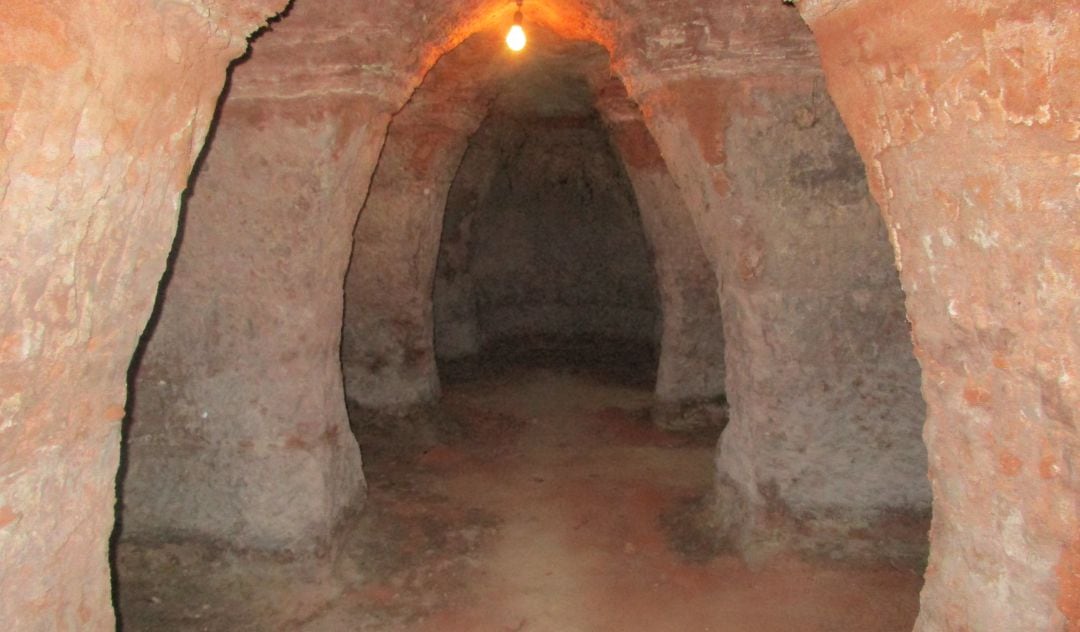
119, 20, 928, 630
2, 1, 1077, 631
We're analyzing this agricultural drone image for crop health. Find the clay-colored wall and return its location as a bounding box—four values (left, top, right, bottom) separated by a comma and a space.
123, 94, 383, 550
599, 84, 728, 423
4, 0, 1075, 629
435, 114, 661, 354
121, 0, 513, 556
0, 0, 286, 626
638, 71, 928, 560
341, 34, 499, 412
346, 33, 723, 426
802, 0, 1079, 628
342, 122, 471, 411
433, 128, 502, 361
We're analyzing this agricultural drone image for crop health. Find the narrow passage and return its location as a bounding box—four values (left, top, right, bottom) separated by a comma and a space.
310, 346, 922, 631
118, 345, 923, 631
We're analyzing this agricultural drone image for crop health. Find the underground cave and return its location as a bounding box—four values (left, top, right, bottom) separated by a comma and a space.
1, 1, 1077, 631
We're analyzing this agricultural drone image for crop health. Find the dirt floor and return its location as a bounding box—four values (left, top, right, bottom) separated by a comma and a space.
116, 349, 924, 631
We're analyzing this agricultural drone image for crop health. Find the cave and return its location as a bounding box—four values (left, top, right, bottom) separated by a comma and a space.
1, 1, 1077, 631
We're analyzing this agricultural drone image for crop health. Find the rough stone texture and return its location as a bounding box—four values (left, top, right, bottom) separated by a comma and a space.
7, 0, 1075, 628
544, 3, 929, 559
342, 122, 464, 410
638, 70, 929, 562
722, 79, 928, 559
430, 36, 659, 358
346, 32, 710, 419
116, 1, 589, 560
216, 0, 543, 108
122, 82, 391, 549
802, 0, 1079, 628
598, 82, 728, 428
432, 129, 500, 362
0, 0, 287, 628
435, 113, 661, 355
341, 34, 502, 412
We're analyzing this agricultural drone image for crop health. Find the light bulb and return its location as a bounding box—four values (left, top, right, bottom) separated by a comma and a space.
506, 24, 526, 52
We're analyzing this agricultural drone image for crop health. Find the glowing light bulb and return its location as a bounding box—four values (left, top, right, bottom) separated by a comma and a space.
506, 23, 526, 52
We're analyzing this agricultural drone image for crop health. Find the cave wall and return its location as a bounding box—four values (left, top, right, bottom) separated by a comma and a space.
434, 113, 661, 355
639, 72, 929, 560
564, 0, 928, 559
432, 122, 501, 361
347, 31, 698, 422
723, 79, 927, 559
341, 34, 498, 412
341, 120, 470, 411
123, 93, 383, 550
4, 0, 1075, 629
0, 0, 287, 626
598, 84, 728, 424
802, 0, 1079, 628
120, 0, 507, 554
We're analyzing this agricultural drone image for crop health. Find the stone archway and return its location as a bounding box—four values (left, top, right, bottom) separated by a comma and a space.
120, 0, 930, 600
0, 1, 290, 627
1, 1, 1075, 629
340, 28, 728, 438
801, 2, 1079, 628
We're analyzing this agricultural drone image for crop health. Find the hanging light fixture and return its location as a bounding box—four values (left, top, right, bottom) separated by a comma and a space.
506, 0, 527, 52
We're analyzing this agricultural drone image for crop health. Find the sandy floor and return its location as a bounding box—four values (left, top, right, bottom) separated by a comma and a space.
117, 363, 923, 631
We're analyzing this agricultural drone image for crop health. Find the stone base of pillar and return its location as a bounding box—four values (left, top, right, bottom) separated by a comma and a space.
651, 397, 728, 432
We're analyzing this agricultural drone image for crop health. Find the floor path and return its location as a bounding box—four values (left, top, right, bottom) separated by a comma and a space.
119, 365, 923, 631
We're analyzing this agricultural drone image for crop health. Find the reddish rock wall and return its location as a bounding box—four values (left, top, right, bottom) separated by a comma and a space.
599, 85, 728, 428
802, 0, 1079, 628
432, 128, 502, 361
349, 32, 712, 421
638, 72, 928, 560
557, 3, 929, 559
123, 93, 385, 550
7, 0, 1074, 629
430, 35, 628, 363
0, 0, 285, 627
341, 35, 498, 412
435, 112, 661, 354
343, 123, 469, 410
120, 1, 522, 553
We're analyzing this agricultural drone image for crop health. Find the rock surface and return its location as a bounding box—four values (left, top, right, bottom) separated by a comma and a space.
124, 93, 383, 551
341, 34, 496, 412
599, 81, 728, 427
634, 69, 928, 560
346, 31, 727, 431
803, 0, 1080, 628
434, 113, 661, 355
0, 0, 285, 627
3, 0, 1074, 629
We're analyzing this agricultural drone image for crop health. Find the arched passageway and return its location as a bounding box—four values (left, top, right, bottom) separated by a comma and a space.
117, 12, 927, 627
340, 31, 726, 439
430, 113, 662, 374
0, 1, 1075, 630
